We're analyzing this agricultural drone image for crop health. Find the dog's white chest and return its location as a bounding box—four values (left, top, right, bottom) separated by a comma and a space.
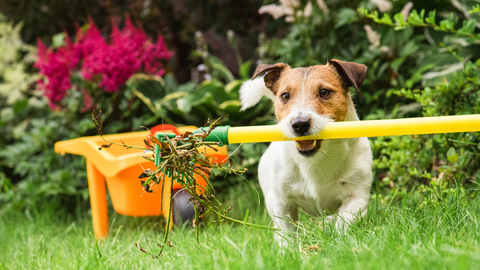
284, 163, 347, 216
260, 139, 371, 217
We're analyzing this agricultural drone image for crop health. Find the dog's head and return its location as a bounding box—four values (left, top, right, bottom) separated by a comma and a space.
252, 59, 367, 157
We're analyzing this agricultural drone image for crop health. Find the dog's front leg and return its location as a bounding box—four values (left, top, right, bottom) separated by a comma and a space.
265, 193, 298, 247
334, 194, 369, 231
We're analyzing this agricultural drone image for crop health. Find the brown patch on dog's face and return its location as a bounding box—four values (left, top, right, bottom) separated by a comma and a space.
273, 65, 350, 123
251, 60, 367, 156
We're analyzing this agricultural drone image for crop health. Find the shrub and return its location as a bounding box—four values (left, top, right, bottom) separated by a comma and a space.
0, 17, 173, 211
35, 17, 173, 109
257, 0, 427, 119
364, 5, 480, 190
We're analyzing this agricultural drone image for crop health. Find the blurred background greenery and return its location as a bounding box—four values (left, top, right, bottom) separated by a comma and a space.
1, 0, 479, 213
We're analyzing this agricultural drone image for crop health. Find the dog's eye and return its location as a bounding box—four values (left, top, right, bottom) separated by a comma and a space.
319, 89, 332, 99
280, 93, 290, 102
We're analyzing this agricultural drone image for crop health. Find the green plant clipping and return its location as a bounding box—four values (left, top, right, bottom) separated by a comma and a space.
91, 110, 276, 258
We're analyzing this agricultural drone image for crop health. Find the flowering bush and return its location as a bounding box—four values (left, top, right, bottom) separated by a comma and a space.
35, 18, 174, 109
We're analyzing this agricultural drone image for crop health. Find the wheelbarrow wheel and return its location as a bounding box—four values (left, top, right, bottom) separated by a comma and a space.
171, 189, 195, 226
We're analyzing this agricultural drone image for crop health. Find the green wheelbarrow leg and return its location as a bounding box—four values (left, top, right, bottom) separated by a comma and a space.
86, 160, 109, 239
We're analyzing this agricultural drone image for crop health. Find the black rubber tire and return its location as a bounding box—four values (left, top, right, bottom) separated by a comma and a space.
171, 189, 195, 226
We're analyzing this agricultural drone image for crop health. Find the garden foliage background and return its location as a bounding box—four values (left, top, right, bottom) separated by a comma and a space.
1, 0, 480, 212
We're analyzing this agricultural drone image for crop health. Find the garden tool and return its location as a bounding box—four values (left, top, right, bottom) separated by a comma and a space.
155, 114, 480, 167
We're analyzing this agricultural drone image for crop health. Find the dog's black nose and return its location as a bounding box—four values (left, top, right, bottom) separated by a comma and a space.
291, 118, 311, 136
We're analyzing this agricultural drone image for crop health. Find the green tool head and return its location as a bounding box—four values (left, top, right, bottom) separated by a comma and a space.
153, 132, 195, 182
153, 125, 230, 167
193, 125, 230, 146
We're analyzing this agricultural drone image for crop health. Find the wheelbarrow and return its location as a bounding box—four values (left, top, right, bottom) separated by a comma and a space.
54, 124, 228, 239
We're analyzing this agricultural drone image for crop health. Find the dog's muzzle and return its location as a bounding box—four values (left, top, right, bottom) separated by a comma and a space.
291, 117, 322, 157
295, 139, 322, 157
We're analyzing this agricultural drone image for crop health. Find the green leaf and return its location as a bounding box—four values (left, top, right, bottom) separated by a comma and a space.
390, 57, 405, 72
224, 80, 242, 94
176, 97, 192, 113
438, 13, 457, 32
208, 56, 235, 82
469, 4, 480, 14
52, 32, 66, 48
357, 8, 369, 16
218, 100, 242, 114
425, 10, 436, 25
405, 63, 435, 88
127, 75, 167, 103
446, 147, 458, 164
162, 91, 189, 101
399, 41, 419, 57
394, 13, 406, 27
379, 13, 394, 25
239, 60, 253, 80
131, 89, 162, 115
457, 19, 476, 36
335, 8, 358, 28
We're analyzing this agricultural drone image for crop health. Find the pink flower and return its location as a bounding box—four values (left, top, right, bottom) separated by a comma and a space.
35, 16, 174, 106
81, 90, 94, 112
34, 38, 75, 107
80, 17, 174, 91
73, 21, 106, 64
141, 36, 174, 76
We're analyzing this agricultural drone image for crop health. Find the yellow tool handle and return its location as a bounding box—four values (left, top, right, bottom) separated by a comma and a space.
228, 114, 480, 144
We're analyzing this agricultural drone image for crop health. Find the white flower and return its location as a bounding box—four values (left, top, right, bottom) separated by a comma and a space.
285, 15, 295, 23
280, 0, 300, 9
371, 0, 393, 12
380, 46, 391, 53
316, 0, 329, 14
258, 4, 291, 20
258, 0, 300, 22
401, 2, 413, 21
304, 1, 312, 18
364, 25, 381, 49
197, 64, 206, 71
258, 0, 317, 23
195, 31, 203, 41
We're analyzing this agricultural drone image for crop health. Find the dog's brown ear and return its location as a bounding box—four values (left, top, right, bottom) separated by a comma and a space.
328, 59, 367, 93
252, 63, 290, 91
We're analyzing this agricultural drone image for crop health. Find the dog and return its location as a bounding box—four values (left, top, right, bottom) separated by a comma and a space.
239, 59, 373, 245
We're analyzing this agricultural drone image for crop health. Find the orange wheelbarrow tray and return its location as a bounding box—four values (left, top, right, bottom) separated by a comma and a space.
54, 125, 228, 239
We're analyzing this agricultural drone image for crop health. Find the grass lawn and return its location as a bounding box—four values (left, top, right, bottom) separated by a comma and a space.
1, 183, 480, 269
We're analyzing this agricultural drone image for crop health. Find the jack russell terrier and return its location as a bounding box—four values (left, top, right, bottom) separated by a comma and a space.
239, 59, 373, 244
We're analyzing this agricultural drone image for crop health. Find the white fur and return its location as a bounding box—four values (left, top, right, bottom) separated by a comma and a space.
240, 80, 373, 246
279, 108, 332, 139
239, 77, 276, 111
